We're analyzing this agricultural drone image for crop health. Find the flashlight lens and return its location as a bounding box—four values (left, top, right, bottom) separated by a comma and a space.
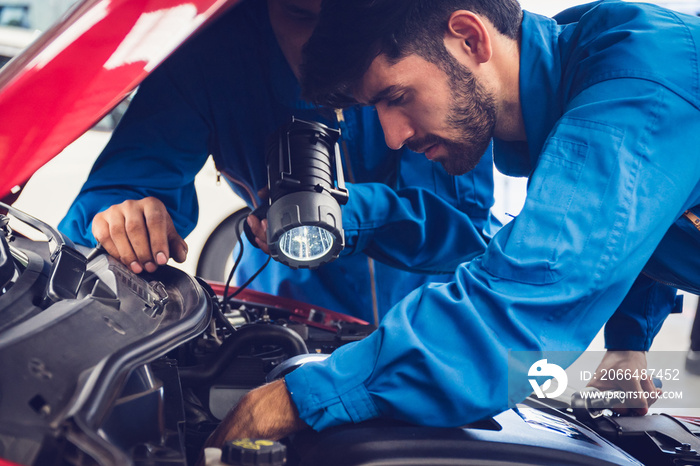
278, 226, 335, 262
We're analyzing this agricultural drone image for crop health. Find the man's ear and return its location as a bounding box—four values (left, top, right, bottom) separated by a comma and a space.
445, 10, 492, 64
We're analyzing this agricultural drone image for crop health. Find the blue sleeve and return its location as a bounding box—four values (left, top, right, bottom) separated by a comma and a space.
286, 80, 700, 429
341, 146, 499, 274
604, 274, 682, 350
58, 56, 211, 246
341, 182, 494, 274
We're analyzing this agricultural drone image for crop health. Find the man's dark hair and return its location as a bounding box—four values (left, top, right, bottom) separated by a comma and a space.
301, 0, 522, 108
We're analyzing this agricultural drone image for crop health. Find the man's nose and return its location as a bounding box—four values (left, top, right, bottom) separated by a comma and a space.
377, 107, 414, 150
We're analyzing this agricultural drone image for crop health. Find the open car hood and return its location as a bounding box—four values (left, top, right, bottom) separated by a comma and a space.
0, 0, 242, 198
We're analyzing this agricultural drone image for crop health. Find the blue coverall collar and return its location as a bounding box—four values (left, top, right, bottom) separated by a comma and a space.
493, 11, 564, 179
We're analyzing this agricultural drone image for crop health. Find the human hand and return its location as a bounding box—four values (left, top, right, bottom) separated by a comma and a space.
246, 214, 270, 254
586, 350, 662, 415
203, 379, 308, 451
92, 197, 188, 274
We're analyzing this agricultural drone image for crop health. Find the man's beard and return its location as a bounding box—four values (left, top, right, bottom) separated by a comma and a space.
407, 59, 496, 175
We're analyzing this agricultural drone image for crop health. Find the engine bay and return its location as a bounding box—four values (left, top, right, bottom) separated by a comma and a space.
0, 202, 376, 465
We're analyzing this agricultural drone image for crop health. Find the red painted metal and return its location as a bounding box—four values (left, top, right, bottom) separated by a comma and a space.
207, 280, 370, 332
0, 459, 23, 466
0, 0, 242, 198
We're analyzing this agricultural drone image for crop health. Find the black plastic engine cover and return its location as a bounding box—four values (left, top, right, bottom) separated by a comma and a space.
289, 408, 643, 466
0, 252, 211, 465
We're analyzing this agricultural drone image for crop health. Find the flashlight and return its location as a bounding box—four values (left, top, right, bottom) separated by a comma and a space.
249, 118, 349, 269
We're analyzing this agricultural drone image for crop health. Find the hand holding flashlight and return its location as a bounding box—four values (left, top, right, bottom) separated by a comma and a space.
245, 214, 270, 254
245, 117, 349, 269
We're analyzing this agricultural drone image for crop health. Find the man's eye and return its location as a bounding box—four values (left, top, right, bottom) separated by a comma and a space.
284, 5, 318, 21
387, 95, 405, 106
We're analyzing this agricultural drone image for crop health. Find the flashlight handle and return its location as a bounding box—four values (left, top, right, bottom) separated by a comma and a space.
243, 204, 269, 249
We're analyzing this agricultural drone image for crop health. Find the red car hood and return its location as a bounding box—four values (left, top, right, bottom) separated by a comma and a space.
0, 0, 241, 198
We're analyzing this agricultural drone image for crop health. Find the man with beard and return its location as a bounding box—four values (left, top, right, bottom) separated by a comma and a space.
205, 0, 699, 445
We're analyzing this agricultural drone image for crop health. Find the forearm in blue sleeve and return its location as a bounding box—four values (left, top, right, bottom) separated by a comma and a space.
341, 183, 490, 274
59, 58, 210, 244
604, 274, 681, 350
285, 260, 582, 430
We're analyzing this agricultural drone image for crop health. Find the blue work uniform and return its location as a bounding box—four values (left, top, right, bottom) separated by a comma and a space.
57, 0, 496, 324
285, 1, 700, 430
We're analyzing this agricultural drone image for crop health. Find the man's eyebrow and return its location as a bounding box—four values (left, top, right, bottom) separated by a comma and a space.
368, 85, 399, 105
